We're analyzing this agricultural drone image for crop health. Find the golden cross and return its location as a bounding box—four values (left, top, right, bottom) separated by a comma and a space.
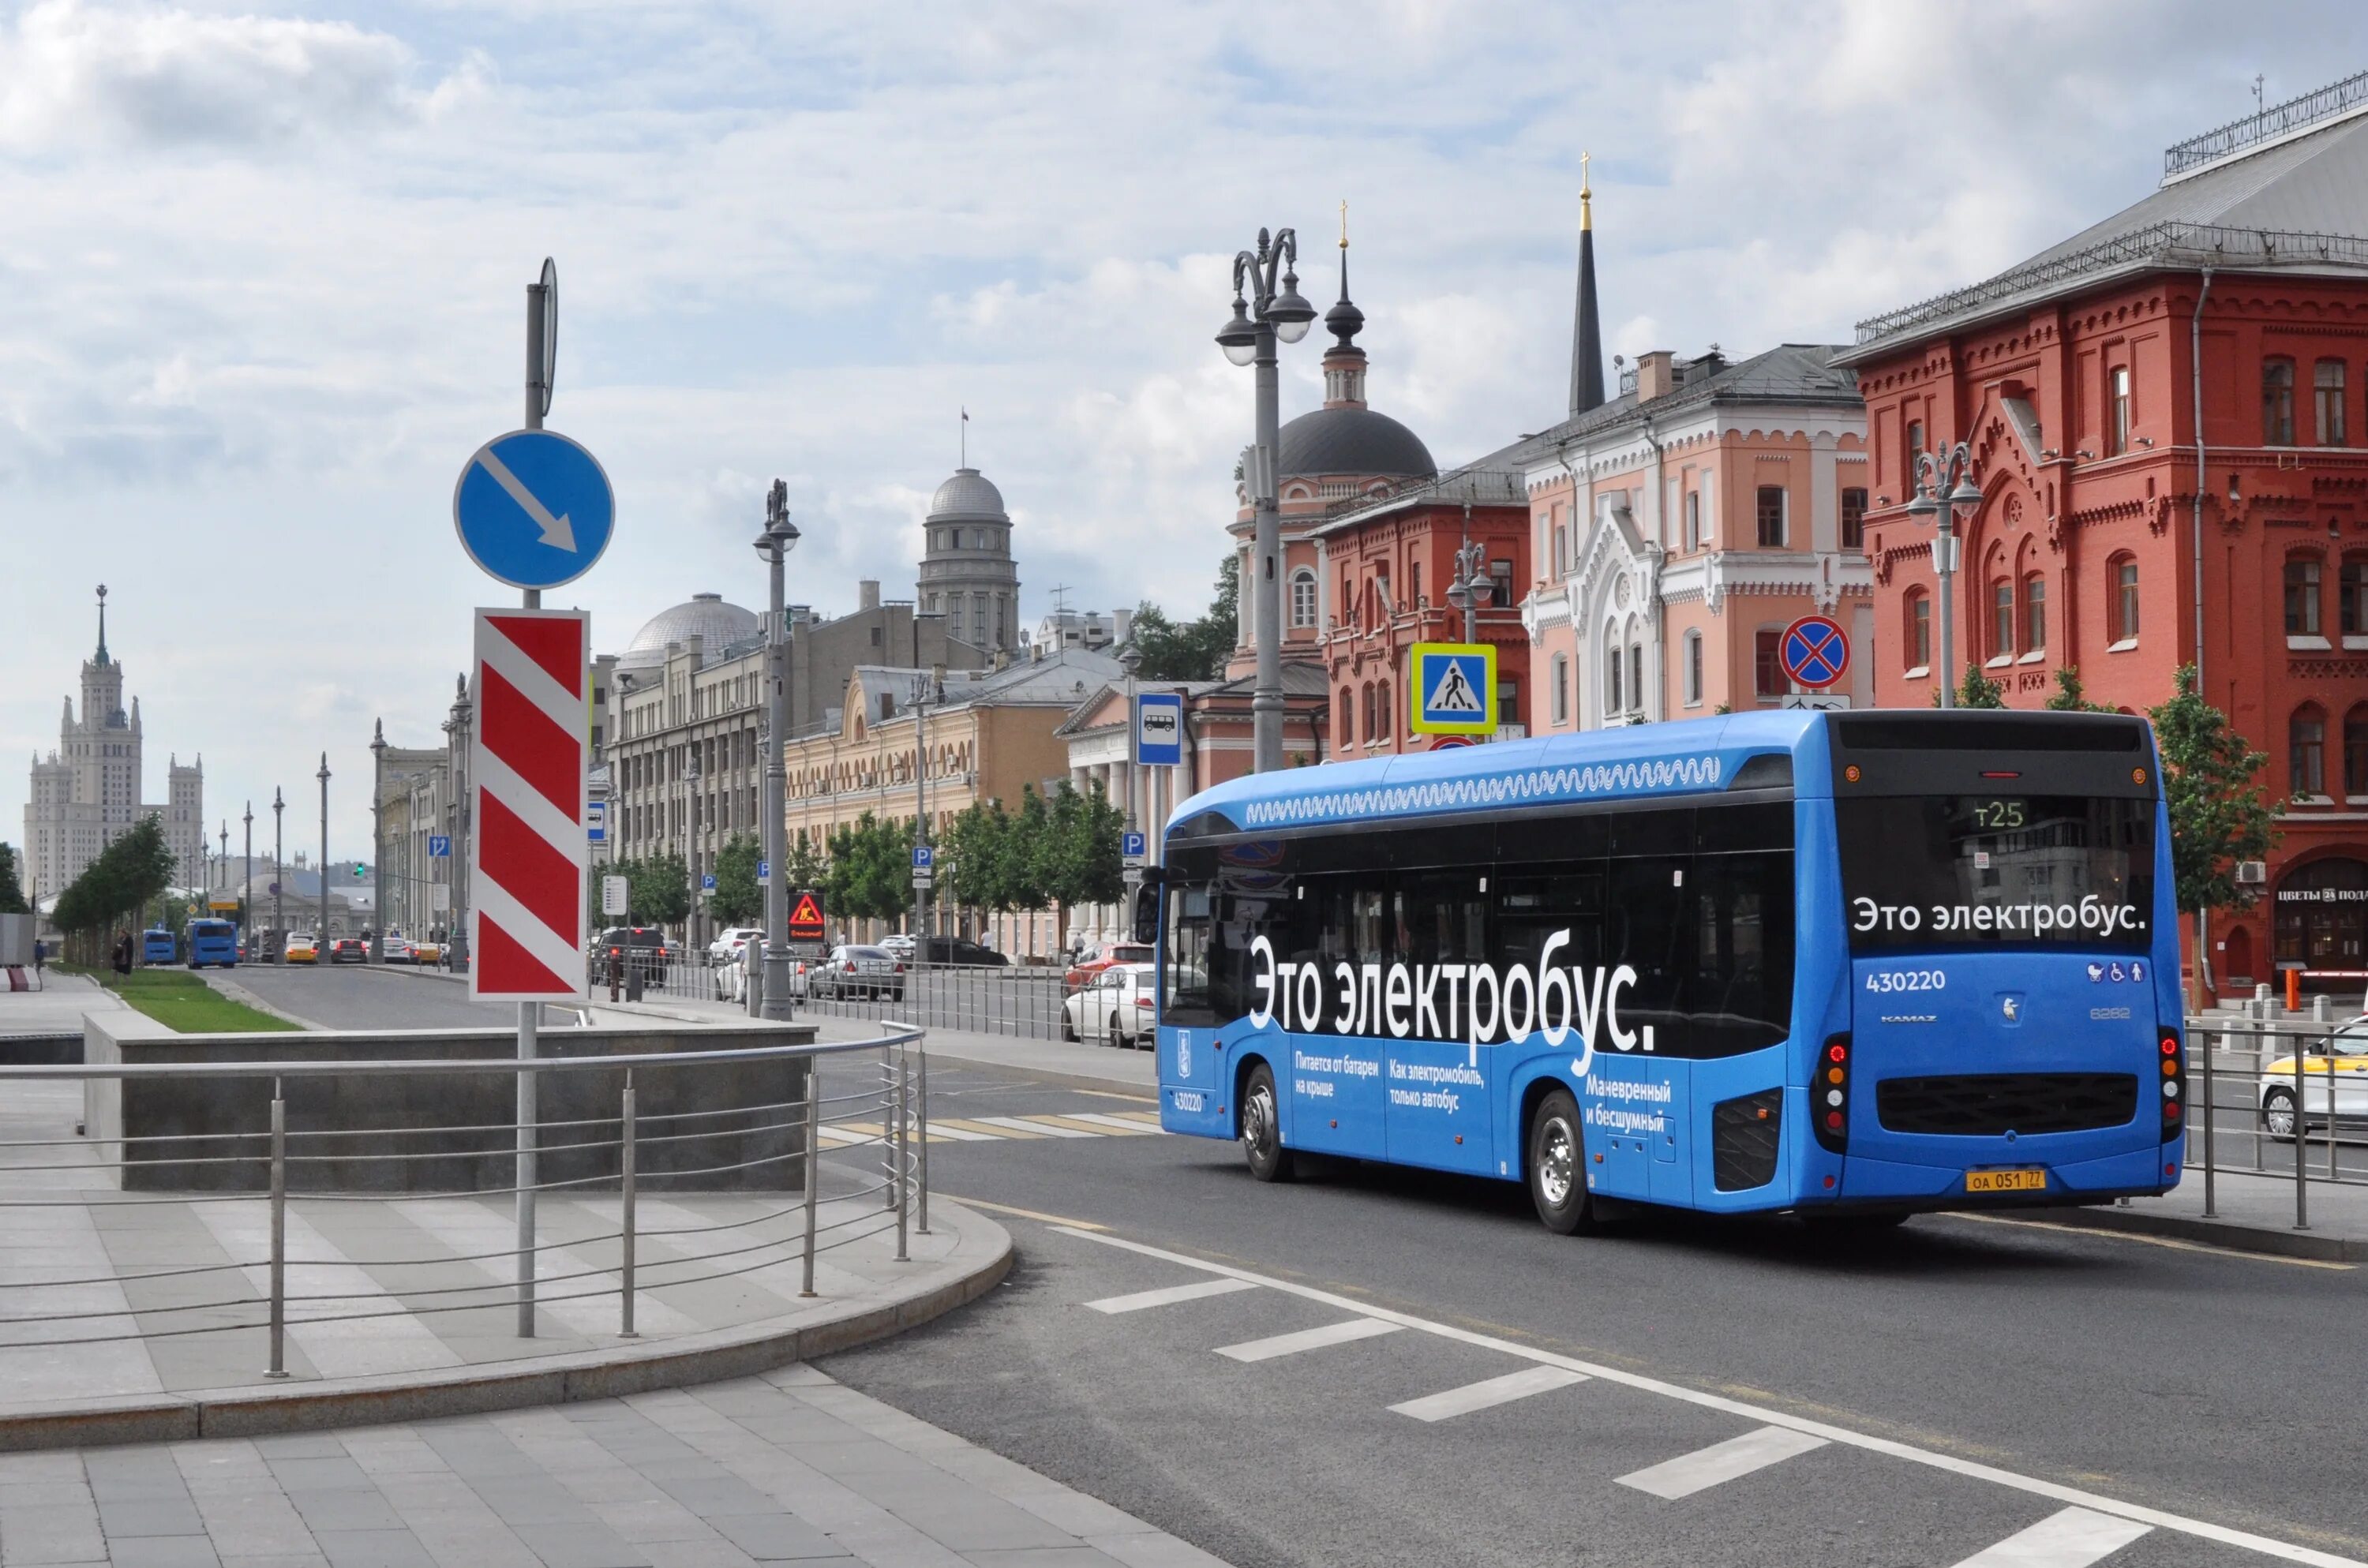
1339, 197, 1348, 249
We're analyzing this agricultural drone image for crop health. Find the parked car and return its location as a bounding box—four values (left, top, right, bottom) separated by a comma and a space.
592, 926, 673, 983
1061, 961, 1156, 1046
879, 934, 916, 960
713, 945, 815, 1002
381, 932, 414, 965
410, 936, 444, 965
917, 936, 1008, 967
708, 926, 766, 967
1064, 941, 1154, 994
284, 933, 318, 965
329, 937, 367, 964
812, 945, 905, 1001
2261, 1016, 2368, 1140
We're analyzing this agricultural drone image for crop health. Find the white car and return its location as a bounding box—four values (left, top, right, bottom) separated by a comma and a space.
880, 934, 916, 960
381, 933, 414, 965
709, 926, 766, 967
713, 946, 815, 1002
1062, 962, 1156, 1047
2261, 1015, 2368, 1140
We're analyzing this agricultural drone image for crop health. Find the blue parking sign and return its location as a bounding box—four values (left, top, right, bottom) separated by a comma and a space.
1122, 830, 1147, 863
912, 844, 935, 871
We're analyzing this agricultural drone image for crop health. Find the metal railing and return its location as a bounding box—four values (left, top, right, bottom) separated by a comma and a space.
0, 1027, 929, 1377
2182, 1005, 2368, 1229
613, 950, 1081, 1042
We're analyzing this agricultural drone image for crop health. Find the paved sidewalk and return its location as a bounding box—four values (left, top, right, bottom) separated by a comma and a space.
0, 1365, 1233, 1568
2051, 1164, 2368, 1261
0, 971, 127, 1040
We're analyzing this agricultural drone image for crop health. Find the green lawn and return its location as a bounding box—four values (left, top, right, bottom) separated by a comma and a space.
87, 968, 299, 1034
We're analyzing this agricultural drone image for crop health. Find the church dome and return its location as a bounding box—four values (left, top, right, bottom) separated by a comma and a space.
619, 593, 761, 670
929, 467, 1007, 519
1276, 406, 1437, 481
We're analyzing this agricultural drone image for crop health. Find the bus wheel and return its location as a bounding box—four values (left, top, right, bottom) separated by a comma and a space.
2263, 1087, 2299, 1143
1527, 1089, 1594, 1235
1241, 1063, 1294, 1183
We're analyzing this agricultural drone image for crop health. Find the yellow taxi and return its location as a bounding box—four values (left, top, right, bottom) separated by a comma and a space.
283, 933, 319, 965
2261, 1016, 2368, 1141
410, 937, 443, 965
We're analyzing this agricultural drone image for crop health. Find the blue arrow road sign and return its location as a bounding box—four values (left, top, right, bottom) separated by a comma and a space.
427, 836, 451, 859
453, 428, 615, 591
912, 845, 935, 871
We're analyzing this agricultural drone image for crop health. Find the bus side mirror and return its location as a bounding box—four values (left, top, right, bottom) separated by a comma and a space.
1131, 887, 1160, 945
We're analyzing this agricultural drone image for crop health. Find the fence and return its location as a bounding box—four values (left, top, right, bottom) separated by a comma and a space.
598, 948, 1081, 1043
2182, 1004, 2368, 1229
0, 1026, 929, 1375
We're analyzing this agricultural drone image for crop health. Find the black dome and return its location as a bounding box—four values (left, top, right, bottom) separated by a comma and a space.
1275, 406, 1436, 481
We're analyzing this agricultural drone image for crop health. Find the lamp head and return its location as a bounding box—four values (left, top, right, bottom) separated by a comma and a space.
1905, 487, 1939, 520
1948, 476, 1983, 508
1216, 294, 1258, 365
1267, 268, 1317, 344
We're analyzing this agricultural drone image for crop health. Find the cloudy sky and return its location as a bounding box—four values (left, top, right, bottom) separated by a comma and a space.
4, 0, 2364, 867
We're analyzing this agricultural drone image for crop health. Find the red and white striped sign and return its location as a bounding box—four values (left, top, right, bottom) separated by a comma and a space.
470, 608, 590, 1001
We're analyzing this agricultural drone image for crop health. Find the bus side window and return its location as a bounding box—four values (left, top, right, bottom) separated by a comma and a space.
1691, 850, 1795, 1055
1164, 880, 1215, 1024
1606, 855, 1691, 1055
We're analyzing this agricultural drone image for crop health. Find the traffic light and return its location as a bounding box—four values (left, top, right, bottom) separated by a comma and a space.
351, 863, 366, 879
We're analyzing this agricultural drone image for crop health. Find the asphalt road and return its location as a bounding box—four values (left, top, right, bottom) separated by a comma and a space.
817, 1064, 2368, 1568
217, 962, 520, 1030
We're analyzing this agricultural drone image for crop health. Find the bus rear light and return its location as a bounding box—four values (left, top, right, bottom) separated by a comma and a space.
1823, 1111, 1843, 1132
1813, 1033, 1851, 1154
2159, 1031, 2185, 1141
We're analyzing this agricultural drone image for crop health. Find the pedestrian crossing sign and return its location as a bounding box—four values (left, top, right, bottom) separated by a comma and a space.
1411, 643, 1497, 735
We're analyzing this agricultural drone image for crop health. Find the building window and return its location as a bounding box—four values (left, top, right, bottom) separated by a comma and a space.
2292, 709, 2328, 797
1337, 687, 1353, 744
1490, 558, 1514, 608
1551, 655, 1569, 724
1684, 490, 1701, 552
1754, 629, 1785, 701
1991, 578, 2015, 657
1290, 569, 1317, 628
2348, 707, 2368, 798
1410, 561, 1423, 607
2287, 556, 2324, 636
2111, 556, 2140, 642
1551, 505, 1568, 576
1755, 485, 1785, 548
1684, 631, 1703, 705
1362, 683, 1377, 743
1841, 488, 1867, 550
2022, 573, 2046, 653
1905, 419, 1924, 470
1628, 645, 1642, 713
1606, 634, 1623, 714
2109, 365, 2132, 455
2265, 357, 2296, 445
2319, 359, 2349, 447
1376, 680, 1392, 738
2344, 556, 2368, 637
1497, 679, 1519, 726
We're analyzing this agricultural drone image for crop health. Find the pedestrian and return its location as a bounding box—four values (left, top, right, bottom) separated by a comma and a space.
33, 937, 45, 977
111, 930, 131, 977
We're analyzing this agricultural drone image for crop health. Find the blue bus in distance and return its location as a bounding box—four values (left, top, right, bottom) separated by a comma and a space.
1149, 710, 2184, 1232
141, 928, 176, 964
186, 919, 238, 969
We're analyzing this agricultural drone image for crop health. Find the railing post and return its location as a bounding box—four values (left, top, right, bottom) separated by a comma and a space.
266, 1080, 288, 1380
894, 1040, 910, 1263
619, 1070, 638, 1339
2316, 997, 2338, 1181
916, 1035, 931, 1236
800, 1053, 820, 1298
2293, 1024, 2310, 1231
2200, 1018, 2217, 1218
883, 1044, 897, 1214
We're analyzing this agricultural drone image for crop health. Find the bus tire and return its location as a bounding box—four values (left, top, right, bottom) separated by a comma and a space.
1241, 1062, 1294, 1183
1527, 1088, 1594, 1235
2263, 1086, 2299, 1143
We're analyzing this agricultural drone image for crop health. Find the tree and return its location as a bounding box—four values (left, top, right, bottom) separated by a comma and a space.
51, 814, 178, 959
710, 835, 762, 926
1035, 781, 1126, 949
0, 842, 25, 915
625, 854, 690, 928
946, 799, 1018, 916
824, 813, 909, 926
1932, 665, 2007, 709
2043, 666, 2113, 713
1129, 554, 1240, 681
781, 829, 829, 894
2149, 665, 2278, 1001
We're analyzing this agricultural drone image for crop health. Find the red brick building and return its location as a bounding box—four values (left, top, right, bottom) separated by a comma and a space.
1838, 77, 2368, 997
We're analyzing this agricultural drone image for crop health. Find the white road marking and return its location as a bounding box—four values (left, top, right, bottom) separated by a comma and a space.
1086, 1278, 1259, 1315
1945, 1506, 2153, 1568
474, 445, 575, 551
975, 1115, 1096, 1140
1388, 1366, 1589, 1423
1059, 1112, 1167, 1135
1053, 1225, 2365, 1568
1215, 1318, 1401, 1363
920, 1122, 1003, 1142
1616, 1424, 1829, 1499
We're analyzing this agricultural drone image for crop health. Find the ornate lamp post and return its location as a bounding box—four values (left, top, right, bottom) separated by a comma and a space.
272, 788, 285, 959
316, 754, 331, 940
1213, 228, 1317, 773
1906, 444, 1983, 707
755, 482, 800, 1020
242, 802, 253, 946
369, 720, 387, 963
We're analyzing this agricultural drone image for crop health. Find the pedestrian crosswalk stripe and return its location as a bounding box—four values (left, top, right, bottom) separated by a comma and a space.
1028, 1113, 1153, 1136
1086, 1278, 1259, 1315
1388, 1366, 1589, 1422
934, 1117, 1053, 1140
1616, 1425, 1829, 1500
918, 1121, 1002, 1142
1106, 1110, 1163, 1125
1215, 1318, 1401, 1363
1060, 1112, 1166, 1135
1942, 1507, 2152, 1568
973, 1115, 1096, 1140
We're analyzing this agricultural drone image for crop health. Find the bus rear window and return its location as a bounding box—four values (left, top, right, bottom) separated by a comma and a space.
1835, 795, 2154, 952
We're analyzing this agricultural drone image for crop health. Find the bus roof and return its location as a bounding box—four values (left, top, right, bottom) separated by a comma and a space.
1169, 710, 1824, 837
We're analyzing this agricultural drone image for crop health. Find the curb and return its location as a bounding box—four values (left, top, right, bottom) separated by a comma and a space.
0, 1203, 1011, 1453
2040, 1203, 2367, 1263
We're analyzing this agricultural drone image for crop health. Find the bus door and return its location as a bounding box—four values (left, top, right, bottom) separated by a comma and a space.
1384, 872, 1493, 1176
1283, 882, 1388, 1161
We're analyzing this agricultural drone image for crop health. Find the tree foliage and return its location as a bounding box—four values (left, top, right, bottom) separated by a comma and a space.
1933, 665, 2008, 709
1034, 782, 1125, 945
1129, 553, 1238, 681
2043, 666, 2113, 712
51, 816, 178, 939
2148, 663, 2278, 919
710, 835, 762, 926
605, 854, 689, 927
825, 813, 911, 923
0, 842, 25, 914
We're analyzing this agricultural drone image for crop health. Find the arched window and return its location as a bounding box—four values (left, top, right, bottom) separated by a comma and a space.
1684, 491, 1701, 552
1361, 682, 1377, 743
1606, 632, 1624, 714
1377, 680, 1392, 739
2292, 706, 2329, 797
2265, 357, 2297, 445
2108, 554, 2139, 643
1683, 631, 1704, 705
2022, 572, 2046, 653
1628, 644, 1643, 713
1991, 577, 2015, 659
1754, 628, 1785, 700
1905, 587, 1931, 670
2317, 358, 2348, 447
2342, 555, 2368, 637
2347, 705, 2368, 798
2287, 553, 2325, 636
1552, 654, 1570, 724
1289, 569, 1317, 628
1337, 687, 1353, 745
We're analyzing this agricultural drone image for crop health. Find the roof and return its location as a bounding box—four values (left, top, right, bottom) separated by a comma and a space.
618, 593, 761, 669
852, 646, 1128, 723
1518, 345, 1860, 452
928, 467, 1007, 519
1845, 83, 2368, 359
1310, 458, 1534, 538
1276, 405, 1437, 481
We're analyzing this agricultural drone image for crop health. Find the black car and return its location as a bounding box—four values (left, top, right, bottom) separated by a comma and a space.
593, 926, 673, 982
917, 937, 1008, 967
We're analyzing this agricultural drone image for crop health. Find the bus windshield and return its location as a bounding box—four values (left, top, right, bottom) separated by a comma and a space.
1834, 793, 2154, 952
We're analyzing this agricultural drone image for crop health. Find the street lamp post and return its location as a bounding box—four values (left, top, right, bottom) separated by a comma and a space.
1444, 500, 1495, 646
316, 754, 331, 941
446, 675, 473, 973
369, 720, 387, 964
217, 823, 228, 895
242, 802, 253, 947
272, 788, 284, 959
1906, 443, 1983, 708
684, 757, 702, 960
755, 483, 800, 1021
1214, 227, 1318, 774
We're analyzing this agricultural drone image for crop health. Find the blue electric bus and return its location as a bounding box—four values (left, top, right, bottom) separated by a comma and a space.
141, 927, 176, 964
1148, 709, 2185, 1231
185, 919, 238, 968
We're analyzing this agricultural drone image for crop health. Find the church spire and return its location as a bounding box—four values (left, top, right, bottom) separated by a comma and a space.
94, 584, 110, 665
1321, 198, 1368, 410
1569, 152, 1606, 417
